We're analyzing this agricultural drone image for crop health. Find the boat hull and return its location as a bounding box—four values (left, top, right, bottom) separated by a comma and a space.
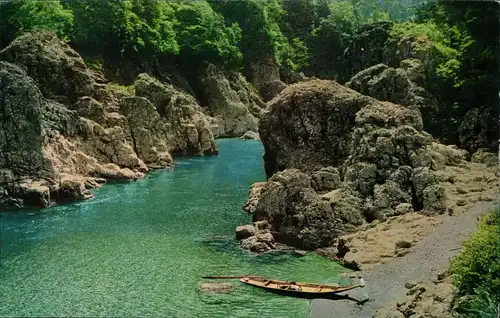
239, 278, 362, 299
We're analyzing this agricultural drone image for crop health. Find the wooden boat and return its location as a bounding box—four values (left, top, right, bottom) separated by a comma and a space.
239, 277, 364, 298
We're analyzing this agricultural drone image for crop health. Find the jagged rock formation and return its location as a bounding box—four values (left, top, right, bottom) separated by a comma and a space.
0, 31, 218, 208
343, 21, 497, 153
238, 79, 473, 250
134, 73, 217, 155
199, 63, 265, 137
346, 61, 439, 132
250, 57, 287, 102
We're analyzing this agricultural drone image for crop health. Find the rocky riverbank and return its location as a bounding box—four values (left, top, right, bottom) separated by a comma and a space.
233, 78, 498, 275
0, 31, 268, 209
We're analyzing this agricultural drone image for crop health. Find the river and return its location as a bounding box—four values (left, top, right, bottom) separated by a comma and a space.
0, 139, 348, 317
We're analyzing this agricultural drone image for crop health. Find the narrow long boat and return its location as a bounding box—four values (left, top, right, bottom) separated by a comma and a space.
239, 277, 364, 298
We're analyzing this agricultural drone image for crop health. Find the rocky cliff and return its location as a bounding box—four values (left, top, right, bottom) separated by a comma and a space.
343, 21, 498, 153
346, 60, 439, 134
0, 31, 219, 208
250, 57, 288, 102
199, 63, 266, 137
237, 79, 495, 252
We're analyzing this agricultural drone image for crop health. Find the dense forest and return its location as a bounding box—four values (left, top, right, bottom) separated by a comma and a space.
0, 0, 498, 150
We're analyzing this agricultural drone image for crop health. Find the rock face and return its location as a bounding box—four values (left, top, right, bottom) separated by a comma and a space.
0, 31, 218, 208
134, 73, 217, 155
0, 31, 94, 103
346, 61, 439, 132
344, 21, 497, 153
250, 57, 287, 102
199, 63, 265, 137
260, 80, 372, 176
242, 79, 472, 250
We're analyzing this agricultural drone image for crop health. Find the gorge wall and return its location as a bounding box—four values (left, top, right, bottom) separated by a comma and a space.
0, 31, 266, 209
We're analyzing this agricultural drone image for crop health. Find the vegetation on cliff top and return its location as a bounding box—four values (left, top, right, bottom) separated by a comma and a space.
451, 210, 500, 317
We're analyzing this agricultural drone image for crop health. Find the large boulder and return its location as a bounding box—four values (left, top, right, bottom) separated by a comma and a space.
260, 80, 372, 177
199, 63, 265, 137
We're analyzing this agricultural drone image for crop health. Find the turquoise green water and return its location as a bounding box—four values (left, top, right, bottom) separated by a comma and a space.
0, 139, 348, 317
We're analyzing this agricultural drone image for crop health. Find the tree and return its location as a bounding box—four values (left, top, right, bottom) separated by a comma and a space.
307, 1, 359, 78
415, 0, 499, 150
173, 1, 242, 68
211, 0, 308, 73
8, 0, 73, 40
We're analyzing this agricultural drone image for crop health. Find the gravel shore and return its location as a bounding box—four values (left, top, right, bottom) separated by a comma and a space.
309, 201, 498, 318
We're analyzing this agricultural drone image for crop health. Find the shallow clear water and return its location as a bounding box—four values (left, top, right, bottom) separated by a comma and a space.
0, 139, 348, 317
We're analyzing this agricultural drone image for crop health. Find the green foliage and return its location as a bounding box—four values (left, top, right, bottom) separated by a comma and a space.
307, 1, 359, 78
173, 1, 242, 67
455, 287, 499, 318
390, 21, 447, 43
451, 211, 500, 306
66, 0, 179, 58
9, 0, 73, 40
107, 82, 135, 96
129, 0, 179, 55
389, 21, 473, 87
211, 0, 308, 72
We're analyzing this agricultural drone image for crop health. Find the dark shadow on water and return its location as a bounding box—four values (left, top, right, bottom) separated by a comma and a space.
246, 287, 371, 304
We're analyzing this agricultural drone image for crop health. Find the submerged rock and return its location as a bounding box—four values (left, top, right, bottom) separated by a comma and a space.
240, 131, 260, 140
199, 282, 233, 293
